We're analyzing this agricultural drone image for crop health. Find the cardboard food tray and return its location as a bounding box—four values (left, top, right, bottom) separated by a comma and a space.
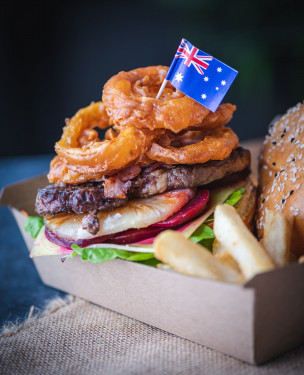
1, 140, 304, 365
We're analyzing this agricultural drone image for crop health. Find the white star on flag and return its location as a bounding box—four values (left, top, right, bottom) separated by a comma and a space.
217, 67, 222, 73
215, 87, 219, 91
201, 94, 207, 99
221, 80, 226, 86
203, 76, 209, 82
174, 72, 183, 82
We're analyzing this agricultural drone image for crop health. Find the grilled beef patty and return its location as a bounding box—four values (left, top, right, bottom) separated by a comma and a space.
36, 147, 250, 216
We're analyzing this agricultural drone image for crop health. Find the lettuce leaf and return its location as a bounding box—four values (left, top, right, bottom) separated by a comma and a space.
204, 187, 246, 224
24, 216, 44, 239
189, 224, 215, 250
137, 258, 161, 267
224, 187, 246, 206
68, 244, 156, 264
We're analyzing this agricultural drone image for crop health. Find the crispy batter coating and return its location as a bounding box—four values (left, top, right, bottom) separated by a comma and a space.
147, 127, 239, 164
102, 66, 235, 133
54, 101, 165, 178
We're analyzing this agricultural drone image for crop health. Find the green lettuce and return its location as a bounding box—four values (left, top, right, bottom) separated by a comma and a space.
189, 187, 246, 250
24, 216, 44, 238
223, 187, 246, 206
189, 224, 215, 250
67, 244, 156, 265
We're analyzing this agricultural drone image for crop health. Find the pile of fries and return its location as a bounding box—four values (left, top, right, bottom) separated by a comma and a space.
154, 204, 295, 283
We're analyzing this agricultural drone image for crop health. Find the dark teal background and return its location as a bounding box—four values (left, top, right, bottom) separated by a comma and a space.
0, 0, 303, 157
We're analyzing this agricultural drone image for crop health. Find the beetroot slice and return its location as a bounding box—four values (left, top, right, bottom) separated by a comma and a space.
45, 227, 112, 250
151, 189, 209, 228
105, 226, 166, 245
45, 224, 165, 248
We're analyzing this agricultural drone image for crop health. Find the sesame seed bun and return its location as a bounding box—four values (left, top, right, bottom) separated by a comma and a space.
256, 102, 304, 256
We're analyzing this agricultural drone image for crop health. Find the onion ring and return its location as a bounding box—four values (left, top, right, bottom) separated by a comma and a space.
59, 101, 112, 147
55, 101, 164, 176
48, 156, 106, 184
186, 103, 236, 131
102, 66, 236, 133
56, 125, 163, 175
104, 128, 118, 140
146, 127, 239, 164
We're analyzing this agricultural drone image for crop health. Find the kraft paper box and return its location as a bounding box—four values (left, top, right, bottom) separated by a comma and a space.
1, 140, 304, 365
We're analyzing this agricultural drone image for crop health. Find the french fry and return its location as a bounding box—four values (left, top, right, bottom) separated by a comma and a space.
262, 210, 293, 267
214, 204, 275, 280
214, 252, 242, 275
154, 230, 244, 283
212, 239, 226, 255
213, 239, 242, 276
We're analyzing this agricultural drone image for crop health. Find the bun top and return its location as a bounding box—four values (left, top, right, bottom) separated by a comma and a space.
256, 102, 304, 255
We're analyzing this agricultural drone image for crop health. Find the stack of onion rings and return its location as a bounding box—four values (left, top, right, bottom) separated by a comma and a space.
102, 66, 235, 133
49, 66, 239, 184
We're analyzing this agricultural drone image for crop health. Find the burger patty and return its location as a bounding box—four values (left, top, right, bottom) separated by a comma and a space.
36, 147, 250, 216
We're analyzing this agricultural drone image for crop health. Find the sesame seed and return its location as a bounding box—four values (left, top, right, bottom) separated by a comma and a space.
262, 199, 265, 203
291, 137, 295, 142
275, 172, 278, 177
272, 162, 276, 166
281, 133, 285, 138
272, 141, 276, 145
290, 190, 294, 195
282, 199, 285, 204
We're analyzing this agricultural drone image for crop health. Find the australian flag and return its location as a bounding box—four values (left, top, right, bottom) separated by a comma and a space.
166, 39, 238, 112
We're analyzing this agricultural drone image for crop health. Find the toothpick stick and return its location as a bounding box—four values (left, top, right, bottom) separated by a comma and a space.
156, 79, 168, 100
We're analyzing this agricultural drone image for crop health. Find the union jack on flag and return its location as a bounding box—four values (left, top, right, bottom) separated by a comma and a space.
175, 39, 213, 75
166, 39, 238, 112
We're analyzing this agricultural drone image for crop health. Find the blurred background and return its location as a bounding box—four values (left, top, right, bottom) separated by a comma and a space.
0, 0, 303, 157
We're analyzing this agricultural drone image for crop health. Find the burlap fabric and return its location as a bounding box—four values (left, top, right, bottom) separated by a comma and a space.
1, 296, 304, 375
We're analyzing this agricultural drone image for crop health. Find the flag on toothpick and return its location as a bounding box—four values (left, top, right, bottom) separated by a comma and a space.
158, 39, 238, 112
